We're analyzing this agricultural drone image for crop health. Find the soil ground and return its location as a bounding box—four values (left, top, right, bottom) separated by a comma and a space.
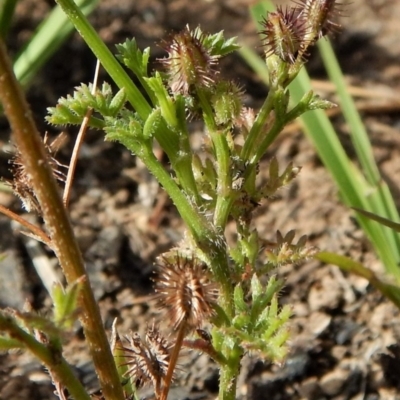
1, 0, 400, 399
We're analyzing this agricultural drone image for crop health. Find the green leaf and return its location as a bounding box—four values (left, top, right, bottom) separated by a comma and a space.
142, 107, 162, 140
104, 111, 144, 152
233, 284, 248, 313
232, 313, 251, 330
46, 82, 125, 128
110, 320, 136, 397
244, 231, 260, 265
250, 273, 263, 300
52, 278, 84, 330
308, 94, 337, 110
352, 207, 400, 232
13, 311, 60, 341
145, 73, 178, 128
199, 28, 240, 57
109, 88, 127, 117
251, 276, 283, 325
115, 39, 156, 105
115, 38, 150, 78
222, 334, 236, 351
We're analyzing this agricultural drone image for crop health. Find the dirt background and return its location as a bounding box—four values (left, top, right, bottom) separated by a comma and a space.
1, 0, 400, 399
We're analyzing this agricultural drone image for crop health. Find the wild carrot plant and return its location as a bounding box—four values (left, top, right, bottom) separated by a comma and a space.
0, 1, 344, 399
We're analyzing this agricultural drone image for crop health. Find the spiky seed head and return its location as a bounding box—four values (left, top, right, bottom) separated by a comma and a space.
260, 6, 307, 64
7, 147, 40, 213
294, 0, 343, 40
6, 133, 67, 213
122, 323, 172, 390
154, 254, 218, 332
260, 1, 343, 65
159, 26, 219, 95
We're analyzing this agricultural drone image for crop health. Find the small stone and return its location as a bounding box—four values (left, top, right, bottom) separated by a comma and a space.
297, 376, 320, 399
335, 319, 360, 345
292, 302, 309, 317
308, 311, 332, 336
319, 369, 348, 396
331, 345, 348, 361
308, 272, 342, 311
114, 188, 129, 206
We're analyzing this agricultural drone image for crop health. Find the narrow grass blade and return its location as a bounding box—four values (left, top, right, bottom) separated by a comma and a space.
0, 0, 18, 38
244, 1, 400, 279
317, 252, 400, 310
13, 0, 98, 89
55, 0, 151, 120
353, 207, 400, 232
318, 38, 400, 258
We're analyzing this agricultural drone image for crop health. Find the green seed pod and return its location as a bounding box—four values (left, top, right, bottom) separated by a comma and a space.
109, 88, 126, 117
211, 81, 242, 126
143, 108, 162, 140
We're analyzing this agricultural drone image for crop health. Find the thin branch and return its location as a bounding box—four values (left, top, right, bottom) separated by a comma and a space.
160, 321, 186, 400
0, 37, 125, 400
63, 59, 100, 207
0, 312, 91, 400
0, 204, 51, 245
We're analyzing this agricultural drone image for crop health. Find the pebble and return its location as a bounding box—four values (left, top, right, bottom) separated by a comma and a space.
331, 345, 348, 361
308, 311, 332, 337
335, 319, 360, 345
308, 272, 342, 311
319, 369, 348, 396
296, 376, 320, 399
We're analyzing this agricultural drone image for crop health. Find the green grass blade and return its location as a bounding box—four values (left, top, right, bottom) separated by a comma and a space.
55, 0, 151, 120
318, 38, 400, 256
249, 0, 274, 24
239, 46, 400, 278
353, 207, 400, 233
317, 39, 380, 184
0, 0, 18, 38
317, 252, 400, 310
13, 0, 98, 89
289, 66, 400, 279
245, 0, 400, 279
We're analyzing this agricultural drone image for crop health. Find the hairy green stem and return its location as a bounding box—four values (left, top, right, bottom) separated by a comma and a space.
218, 345, 242, 400
0, 38, 124, 400
241, 90, 275, 161
141, 146, 234, 314
139, 144, 210, 240
211, 129, 233, 228
143, 146, 235, 317
196, 89, 234, 229
0, 312, 91, 400
54, 0, 151, 120
254, 117, 286, 162
203, 242, 234, 317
